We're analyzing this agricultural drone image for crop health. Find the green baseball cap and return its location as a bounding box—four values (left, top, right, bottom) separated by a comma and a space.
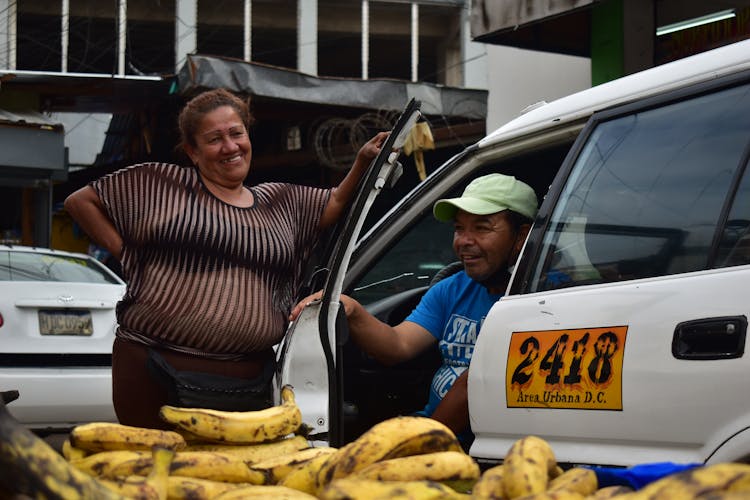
433, 173, 539, 222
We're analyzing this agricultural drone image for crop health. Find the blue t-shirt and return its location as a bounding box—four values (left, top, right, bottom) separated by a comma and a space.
405, 271, 502, 416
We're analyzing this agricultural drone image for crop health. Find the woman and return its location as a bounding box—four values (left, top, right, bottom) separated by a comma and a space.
64, 88, 388, 428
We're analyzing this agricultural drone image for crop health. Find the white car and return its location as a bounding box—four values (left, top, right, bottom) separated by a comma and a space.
0, 245, 124, 431
277, 38, 750, 467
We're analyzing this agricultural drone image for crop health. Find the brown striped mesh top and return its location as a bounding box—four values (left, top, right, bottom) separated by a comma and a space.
91, 163, 330, 360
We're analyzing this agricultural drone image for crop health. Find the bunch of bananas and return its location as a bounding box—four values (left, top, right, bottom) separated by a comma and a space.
4, 385, 750, 499
470, 436, 750, 500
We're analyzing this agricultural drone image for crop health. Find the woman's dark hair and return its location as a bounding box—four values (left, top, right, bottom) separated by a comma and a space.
177, 88, 255, 151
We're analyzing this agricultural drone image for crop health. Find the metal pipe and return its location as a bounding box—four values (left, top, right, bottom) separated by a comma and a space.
61, 0, 68, 72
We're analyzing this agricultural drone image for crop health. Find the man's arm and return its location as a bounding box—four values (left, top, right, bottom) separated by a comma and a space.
431, 369, 469, 435
290, 292, 435, 365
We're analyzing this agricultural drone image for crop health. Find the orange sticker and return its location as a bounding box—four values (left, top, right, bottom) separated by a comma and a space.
506, 326, 627, 410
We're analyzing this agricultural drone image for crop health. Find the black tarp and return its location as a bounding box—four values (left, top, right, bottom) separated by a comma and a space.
176, 54, 487, 121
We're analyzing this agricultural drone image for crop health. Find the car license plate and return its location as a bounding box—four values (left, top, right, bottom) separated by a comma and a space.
38, 310, 93, 336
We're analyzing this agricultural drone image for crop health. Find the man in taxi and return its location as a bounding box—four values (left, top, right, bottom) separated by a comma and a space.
291, 173, 539, 447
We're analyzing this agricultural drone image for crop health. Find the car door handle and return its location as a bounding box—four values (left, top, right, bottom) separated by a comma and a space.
672, 316, 747, 360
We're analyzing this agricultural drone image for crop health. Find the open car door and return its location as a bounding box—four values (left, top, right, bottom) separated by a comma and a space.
274, 98, 422, 447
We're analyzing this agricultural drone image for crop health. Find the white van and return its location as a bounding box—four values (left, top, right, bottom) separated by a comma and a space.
277, 38, 750, 466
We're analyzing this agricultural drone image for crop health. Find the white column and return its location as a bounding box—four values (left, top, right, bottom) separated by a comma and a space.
297, 0, 317, 75
411, 2, 418, 82
175, 0, 197, 72
361, 0, 369, 79
117, 0, 127, 75
0, 0, 16, 69
244, 0, 252, 62
61, 0, 69, 72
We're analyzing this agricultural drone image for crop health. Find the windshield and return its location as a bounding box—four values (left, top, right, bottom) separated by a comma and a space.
0, 250, 122, 284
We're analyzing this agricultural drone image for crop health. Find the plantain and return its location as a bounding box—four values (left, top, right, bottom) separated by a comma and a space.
278, 450, 338, 495
167, 476, 248, 499
353, 450, 479, 488
472, 463, 506, 499
0, 393, 124, 499
159, 384, 301, 444
61, 438, 89, 461
106, 449, 268, 484
586, 485, 634, 499
510, 492, 585, 500
249, 446, 337, 484
315, 415, 463, 492
99, 446, 173, 500
171, 450, 267, 483
319, 477, 470, 499
70, 421, 186, 453
70, 449, 151, 479
546, 467, 598, 496
694, 493, 750, 500
213, 484, 319, 499
625, 462, 750, 500
502, 435, 557, 499
185, 434, 310, 462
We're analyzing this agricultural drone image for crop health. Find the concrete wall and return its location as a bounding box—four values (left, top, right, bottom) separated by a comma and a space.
485, 45, 591, 131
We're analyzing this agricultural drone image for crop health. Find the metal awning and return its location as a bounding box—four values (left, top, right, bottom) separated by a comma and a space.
470, 0, 597, 57
176, 54, 488, 121
0, 110, 66, 176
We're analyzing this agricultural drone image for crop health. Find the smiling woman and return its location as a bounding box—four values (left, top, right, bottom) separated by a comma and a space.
63, 87, 390, 428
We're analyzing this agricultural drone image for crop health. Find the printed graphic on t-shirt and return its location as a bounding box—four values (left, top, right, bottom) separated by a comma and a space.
439, 313, 481, 365
431, 364, 468, 400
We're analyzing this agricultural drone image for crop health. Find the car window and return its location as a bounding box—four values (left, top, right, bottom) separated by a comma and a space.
350, 141, 572, 305
529, 81, 750, 292
715, 169, 750, 268
351, 213, 455, 304
0, 250, 122, 284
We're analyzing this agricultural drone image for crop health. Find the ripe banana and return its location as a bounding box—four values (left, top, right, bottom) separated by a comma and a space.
0, 396, 123, 499
471, 463, 505, 499
319, 477, 470, 499
509, 492, 585, 500
61, 438, 88, 461
354, 450, 479, 486
167, 476, 248, 499
106, 449, 268, 484
185, 434, 310, 463
99, 446, 173, 500
213, 484, 319, 499
502, 435, 557, 499
71, 449, 151, 479
587, 485, 633, 499
159, 384, 302, 444
278, 450, 338, 495
249, 446, 337, 484
70, 421, 187, 452
626, 462, 750, 499
315, 415, 463, 491
547, 467, 598, 496
171, 451, 267, 483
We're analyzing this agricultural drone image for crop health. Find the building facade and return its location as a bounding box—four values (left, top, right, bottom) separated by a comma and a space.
0, 0, 596, 249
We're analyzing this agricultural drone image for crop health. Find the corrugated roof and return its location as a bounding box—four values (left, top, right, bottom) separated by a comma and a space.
0, 109, 63, 130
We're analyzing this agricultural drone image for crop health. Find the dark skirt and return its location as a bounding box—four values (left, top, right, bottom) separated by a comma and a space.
111, 337, 274, 429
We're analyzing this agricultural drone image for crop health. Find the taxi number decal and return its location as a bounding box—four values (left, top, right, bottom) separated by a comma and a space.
506, 326, 627, 410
